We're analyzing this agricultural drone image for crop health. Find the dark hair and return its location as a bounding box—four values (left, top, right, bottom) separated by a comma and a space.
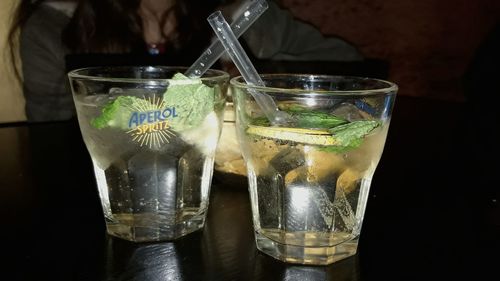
63, 0, 143, 53
63, 0, 227, 55
7, 0, 46, 82
8, 0, 232, 80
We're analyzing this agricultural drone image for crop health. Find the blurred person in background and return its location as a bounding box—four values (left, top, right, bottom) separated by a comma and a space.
8, 0, 363, 122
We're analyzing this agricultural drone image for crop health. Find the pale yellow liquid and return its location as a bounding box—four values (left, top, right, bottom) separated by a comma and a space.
244, 126, 389, 264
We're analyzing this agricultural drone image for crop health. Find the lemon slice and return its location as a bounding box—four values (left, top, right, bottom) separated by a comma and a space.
247, 125, 339, 145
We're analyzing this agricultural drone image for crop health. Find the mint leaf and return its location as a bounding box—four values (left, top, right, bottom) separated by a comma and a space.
281, 104, 308, 112
171, 73, 193, 81
91, 96, 149, 129
293, 111, 347, 128
250, 116, 271, 127
286, 105, 347, 128
90, 73, 217, 132
318, 138, 363, 153
328, 120, 380, 146
317, 120, 380, 153
162, 73, 215, 131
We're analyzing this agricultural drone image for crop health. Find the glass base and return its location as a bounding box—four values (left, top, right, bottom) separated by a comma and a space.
105, 213, 206, 242
255, 231, 358, 265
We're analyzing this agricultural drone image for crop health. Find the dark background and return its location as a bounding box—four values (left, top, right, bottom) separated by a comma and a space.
279, 0, 499, 101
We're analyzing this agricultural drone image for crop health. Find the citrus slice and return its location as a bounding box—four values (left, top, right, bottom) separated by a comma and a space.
247, 125, 339, 145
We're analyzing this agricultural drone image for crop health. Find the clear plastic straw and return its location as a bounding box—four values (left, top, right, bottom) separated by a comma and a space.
207, 11, 293, 126
184, 0, 269, 78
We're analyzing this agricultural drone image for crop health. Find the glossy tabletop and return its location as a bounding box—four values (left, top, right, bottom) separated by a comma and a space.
1, 96, 498, 281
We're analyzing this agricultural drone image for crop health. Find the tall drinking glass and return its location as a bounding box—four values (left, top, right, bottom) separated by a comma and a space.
68, 66, 229, 242
231, 75, 397, 265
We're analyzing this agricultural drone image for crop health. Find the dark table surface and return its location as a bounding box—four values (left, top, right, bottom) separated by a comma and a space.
1, 96, 498, 281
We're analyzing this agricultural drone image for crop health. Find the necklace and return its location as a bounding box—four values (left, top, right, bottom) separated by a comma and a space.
147, 43, 166, 55
139, 0, 175, 55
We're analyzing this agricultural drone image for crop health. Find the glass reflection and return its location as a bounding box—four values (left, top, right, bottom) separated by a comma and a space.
102, 234, 208, 281
250, 251, 360, 281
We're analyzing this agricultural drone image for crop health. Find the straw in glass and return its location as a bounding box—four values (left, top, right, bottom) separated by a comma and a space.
207, 11, 293, 126
184, 0, 269, 78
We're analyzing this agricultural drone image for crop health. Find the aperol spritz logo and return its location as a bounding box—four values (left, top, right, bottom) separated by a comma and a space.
126, 95, 178, 148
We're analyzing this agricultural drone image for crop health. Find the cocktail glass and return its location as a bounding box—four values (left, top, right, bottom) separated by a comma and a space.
68, 66, 229, 242
231, 74, 397, 265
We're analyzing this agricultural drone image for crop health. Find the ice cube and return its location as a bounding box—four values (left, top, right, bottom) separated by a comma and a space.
83, 94, 109, 106
247, 138, 282, 175
105, 149, 184, 218
283, 166, 338, 231
256, 170, 285, 229
105, 156, 133, 215
283, 182, 325, 231
108, 87, 124, 97
331, 102, 372, 122
283, 165, 355, 232
158, 131, 191, 156
179, 112, 220, 155
303, 147, 345, 182
253, 146, 304, 230
269, 147, 305, 175
337, 168, 362, 195
176, 147, 205, 208
127, 151, 179, 215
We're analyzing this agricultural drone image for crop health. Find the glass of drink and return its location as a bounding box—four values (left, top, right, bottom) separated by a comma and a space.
68, 66, 229, 242
231, 74, 397, 265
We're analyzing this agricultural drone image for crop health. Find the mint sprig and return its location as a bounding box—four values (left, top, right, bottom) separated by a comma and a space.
162, 73, 214, 132
91, 96, 148, 130
90, 73, 216, 132
320, 120, 380, 153
293, 111, 347, 128
249, 105, 380, 153
250, 106, 347, 129
283, 104, 348, 128
328, 120, 380, 146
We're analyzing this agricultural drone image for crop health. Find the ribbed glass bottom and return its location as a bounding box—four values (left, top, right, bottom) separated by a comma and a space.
255, 231, 358, 265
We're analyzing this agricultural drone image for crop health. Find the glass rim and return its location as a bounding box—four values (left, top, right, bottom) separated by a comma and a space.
230, 74, 398, 95
67, 66, 230, 83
